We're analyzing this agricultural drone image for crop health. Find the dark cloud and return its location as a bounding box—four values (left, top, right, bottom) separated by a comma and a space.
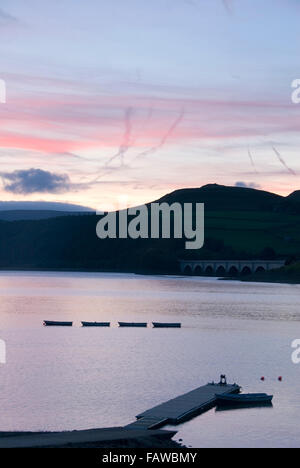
235, 181, 260, 189
0, 168, 73, 194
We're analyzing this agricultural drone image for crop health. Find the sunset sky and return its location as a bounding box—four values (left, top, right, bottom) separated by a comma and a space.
1, 0, 300, 210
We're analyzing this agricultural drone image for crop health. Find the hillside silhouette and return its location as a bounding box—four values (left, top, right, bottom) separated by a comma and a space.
0, 184, 300, 276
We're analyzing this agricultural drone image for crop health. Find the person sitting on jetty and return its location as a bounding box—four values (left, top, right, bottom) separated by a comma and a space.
219, 374, 227, 385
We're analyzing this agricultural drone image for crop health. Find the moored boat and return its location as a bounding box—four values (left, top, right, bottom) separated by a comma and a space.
216, 393, 273, 406
118, 322, 147, 327
81, 321, 110, 327
152, 322, 181, 328
43, 320, 73, 327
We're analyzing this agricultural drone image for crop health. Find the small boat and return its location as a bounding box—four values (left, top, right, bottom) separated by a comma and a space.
43, 320, 73, 327
152, 322, 181, 328
216, 401, 273, 412
216, 393, 273, 406
81, 321, 110, 327
118, 322, 147, 327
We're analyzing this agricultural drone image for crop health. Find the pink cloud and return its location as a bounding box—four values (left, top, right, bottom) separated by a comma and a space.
0, 131, 97, 154
1, 73, 299, 159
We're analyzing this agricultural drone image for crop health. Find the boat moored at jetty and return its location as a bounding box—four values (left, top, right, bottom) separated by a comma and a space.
43, 320, 73, 327
216, 393, 273, 406
81, 321, 110, 327
152, 322, 181, 328
118, 322, 147, 327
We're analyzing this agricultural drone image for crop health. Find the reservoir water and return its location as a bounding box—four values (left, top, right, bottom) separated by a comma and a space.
0, 271, 299, 448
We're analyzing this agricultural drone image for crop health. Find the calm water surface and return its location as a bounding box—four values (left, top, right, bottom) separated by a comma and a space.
0, 271, 299, 448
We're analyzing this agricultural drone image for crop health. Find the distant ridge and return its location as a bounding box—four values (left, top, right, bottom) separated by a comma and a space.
0, 201, 94, 221
0, 201, 93, 211
0, 210, 95, 222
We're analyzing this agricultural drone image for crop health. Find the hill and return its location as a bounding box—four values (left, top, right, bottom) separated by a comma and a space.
158, 184, 300, 260
287, 190, 300, 204
158, 184, 283, 211
0, 184, 300, 276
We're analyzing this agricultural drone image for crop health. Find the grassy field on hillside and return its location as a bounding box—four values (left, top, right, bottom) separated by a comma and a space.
205, 210, 300, 256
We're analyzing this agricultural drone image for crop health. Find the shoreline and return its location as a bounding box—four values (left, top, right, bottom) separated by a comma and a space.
0, 427, 182, 449
0, 266, 299, 285
220, 276, 300, 285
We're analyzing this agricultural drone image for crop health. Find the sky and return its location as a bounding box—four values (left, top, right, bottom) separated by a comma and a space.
1, 0, 300, 210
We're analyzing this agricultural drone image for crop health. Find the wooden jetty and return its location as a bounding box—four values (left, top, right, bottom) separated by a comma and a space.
0, 379, 241, 446
125, 382, 240, 430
